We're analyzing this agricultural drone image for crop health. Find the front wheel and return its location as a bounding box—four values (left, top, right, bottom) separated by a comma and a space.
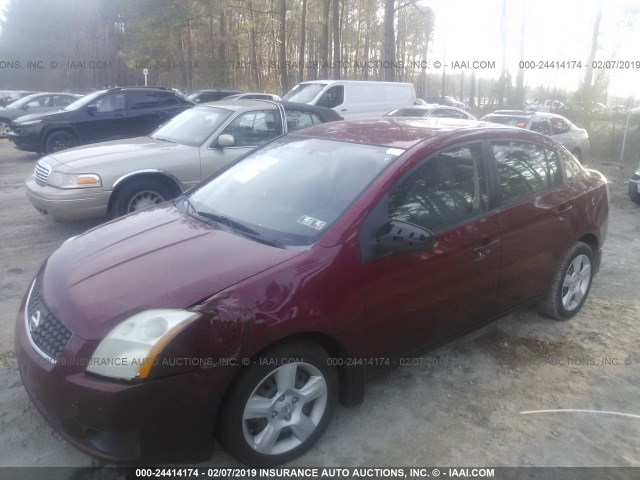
218, 343, 338, 466
111, 179, 174, 217
538, 242, 595, 320
45, 130, 77, 154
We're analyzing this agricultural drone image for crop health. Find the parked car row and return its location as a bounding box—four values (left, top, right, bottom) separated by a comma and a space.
0, 92, 82, 138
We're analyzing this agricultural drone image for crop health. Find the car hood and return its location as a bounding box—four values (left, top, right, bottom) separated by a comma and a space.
12, 108, 73, 124
45, 137, 195, 170
39, 205, 303, 340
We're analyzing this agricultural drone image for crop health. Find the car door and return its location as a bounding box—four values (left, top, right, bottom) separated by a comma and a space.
489, 140, 576, 311
76, 91, 128, 143
362, 142, 501, 357
125, 91, 166, 137
199, 108, 282, 179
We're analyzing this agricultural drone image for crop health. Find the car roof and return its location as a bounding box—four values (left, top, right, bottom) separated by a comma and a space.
292, 117, 539, 149
485, 110, 569, 120
195, 99, 279, 111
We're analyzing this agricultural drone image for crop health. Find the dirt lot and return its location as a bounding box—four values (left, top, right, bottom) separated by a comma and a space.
0, 138, 639, 472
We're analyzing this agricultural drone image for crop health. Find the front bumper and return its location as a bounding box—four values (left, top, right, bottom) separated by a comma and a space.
15, 284, 229, 464
9, 125, 43, 152
25, 176, 111, 221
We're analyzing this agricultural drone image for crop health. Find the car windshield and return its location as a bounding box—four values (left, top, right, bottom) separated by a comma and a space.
150, 106, 232, 147
282, 83, 326, 103
63, 90, 107, 111
186, 135, 402, 248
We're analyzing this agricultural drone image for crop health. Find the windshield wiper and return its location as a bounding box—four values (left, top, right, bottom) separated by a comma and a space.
152, 135, 175, 143
194, 209, 284, 248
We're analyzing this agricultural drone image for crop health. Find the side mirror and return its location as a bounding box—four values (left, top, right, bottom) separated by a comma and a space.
371, 220, 433, 253
86, 105, 98, 115
217, 134, 235, 148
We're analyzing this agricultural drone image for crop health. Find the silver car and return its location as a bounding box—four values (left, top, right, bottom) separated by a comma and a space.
481, 110, 590, 161
385, 104, 476, 120
25, 100, 341, 221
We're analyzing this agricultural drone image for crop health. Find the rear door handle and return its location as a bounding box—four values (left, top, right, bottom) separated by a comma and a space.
555, 204, 573, 219
115, 113, 127, 117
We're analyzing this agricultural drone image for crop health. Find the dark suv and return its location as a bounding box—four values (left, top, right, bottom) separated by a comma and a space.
9, 87, 194, 154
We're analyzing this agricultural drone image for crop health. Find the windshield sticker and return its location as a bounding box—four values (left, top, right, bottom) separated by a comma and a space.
298, 215, 326, 231
386, 148, 404, 156
232, 155, 279, 184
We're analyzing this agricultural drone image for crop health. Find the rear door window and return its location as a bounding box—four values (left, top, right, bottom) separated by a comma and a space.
491, 141, 560, 203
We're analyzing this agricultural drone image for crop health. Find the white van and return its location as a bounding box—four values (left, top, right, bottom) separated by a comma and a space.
282, 80, 416, 119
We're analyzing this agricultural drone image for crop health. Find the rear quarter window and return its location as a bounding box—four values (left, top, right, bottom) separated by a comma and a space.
563, 150, 587, 181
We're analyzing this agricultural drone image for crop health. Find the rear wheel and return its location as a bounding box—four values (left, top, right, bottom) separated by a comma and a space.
112, 179, 174, 217
218, 342, 338, 466
537, 241, 594, 320
45, 130, 77, 154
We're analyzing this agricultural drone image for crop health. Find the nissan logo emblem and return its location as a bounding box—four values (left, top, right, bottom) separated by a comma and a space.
29, 311, 41, 332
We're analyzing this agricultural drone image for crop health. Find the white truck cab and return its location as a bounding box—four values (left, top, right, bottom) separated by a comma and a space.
282, 80, 416, 119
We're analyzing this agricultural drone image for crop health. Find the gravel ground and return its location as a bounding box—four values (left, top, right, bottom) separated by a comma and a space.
0, 138, 639, 474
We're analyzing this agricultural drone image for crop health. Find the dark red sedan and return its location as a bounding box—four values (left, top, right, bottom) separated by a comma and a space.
15, 118, 608, 466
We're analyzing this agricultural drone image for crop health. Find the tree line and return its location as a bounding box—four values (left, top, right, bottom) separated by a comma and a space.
0, 0, 437, 96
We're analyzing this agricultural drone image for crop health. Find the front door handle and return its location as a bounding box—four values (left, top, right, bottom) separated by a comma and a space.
473, 238, 497, 258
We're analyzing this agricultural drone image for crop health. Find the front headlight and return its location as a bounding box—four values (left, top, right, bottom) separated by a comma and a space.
18, 119, 42, 126
87, 309, 201, 380
47, 172, 102, 189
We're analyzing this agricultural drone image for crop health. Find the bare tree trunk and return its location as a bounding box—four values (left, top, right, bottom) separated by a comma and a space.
298, 0, 307, 83
247, 0, 261, 89
218, 9, 227, 86
383, 0, 395, 81
498, 0, 507, 106
332, 0, 340, 79
278, 0, 288, 91
584, 0, 604, 88
320, 0, 330, 78
514, 0, 526, 107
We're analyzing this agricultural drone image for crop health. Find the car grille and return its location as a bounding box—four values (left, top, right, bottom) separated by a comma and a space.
34, 161, 52, 185
26, 283, 72, 362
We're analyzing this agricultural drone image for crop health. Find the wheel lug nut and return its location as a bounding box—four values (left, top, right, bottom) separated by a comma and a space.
278, 395, 285, 402
271, 411, 278, 418
292, 397, 299, 404
284, 414, 291, 421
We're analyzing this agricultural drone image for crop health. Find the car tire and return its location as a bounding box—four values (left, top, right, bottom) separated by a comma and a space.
112, 179, 174, 217
629, 182, 640, 205
218, 342, 338, 466
0, 119, 10, 139
45, 130, 78, 154
537, 241, 595, 320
